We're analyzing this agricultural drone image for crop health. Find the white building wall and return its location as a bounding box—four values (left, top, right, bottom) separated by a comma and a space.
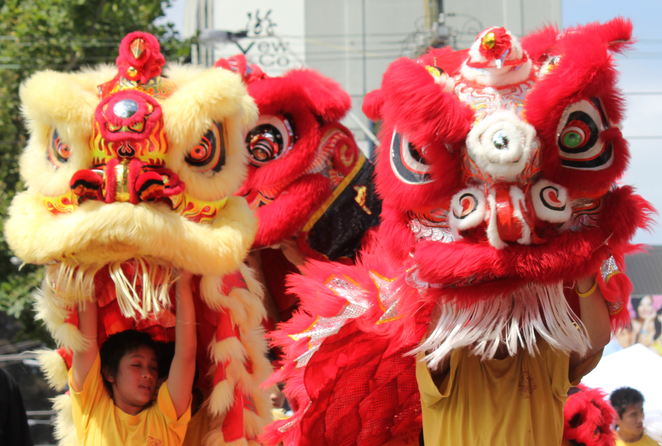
183, 0, 559, 150
442, 0, 561, 49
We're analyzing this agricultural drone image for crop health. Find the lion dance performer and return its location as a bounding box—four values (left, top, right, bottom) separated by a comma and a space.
5, 32, 272, 445
214, 55, 381, 327
264, 18, 653, 446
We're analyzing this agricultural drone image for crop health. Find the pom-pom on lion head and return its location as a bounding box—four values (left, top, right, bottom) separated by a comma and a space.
215, 55, 381, 261
6, 32, 258, 314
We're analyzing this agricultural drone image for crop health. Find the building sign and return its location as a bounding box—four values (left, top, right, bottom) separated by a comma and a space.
214, 0, 305, 76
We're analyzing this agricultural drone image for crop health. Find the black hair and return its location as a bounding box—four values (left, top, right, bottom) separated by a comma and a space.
654, 306, 662, 341
610, 387, 644, 419
99, 330, 158, 397
632, 295, 653, 318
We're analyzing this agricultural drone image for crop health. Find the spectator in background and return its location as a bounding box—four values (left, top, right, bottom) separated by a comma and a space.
650, 307, 662, 356
0, 367, 33, 446
610, 387, 657, 445
631, 296, 656, 347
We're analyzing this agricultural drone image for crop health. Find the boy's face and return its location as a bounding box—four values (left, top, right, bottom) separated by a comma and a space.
618, 402, 645, 437
108, 345, 159, 412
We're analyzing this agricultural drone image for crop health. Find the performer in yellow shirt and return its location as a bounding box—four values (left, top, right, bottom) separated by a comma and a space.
417, 275, 612, 446
70, 272, 197, 446
611, 387, 659, 446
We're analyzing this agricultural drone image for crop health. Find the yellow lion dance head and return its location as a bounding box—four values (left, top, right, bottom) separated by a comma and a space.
6, 32, 271, 445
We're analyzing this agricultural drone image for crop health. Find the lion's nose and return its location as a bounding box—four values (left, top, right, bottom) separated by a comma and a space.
466, 110, 537, 181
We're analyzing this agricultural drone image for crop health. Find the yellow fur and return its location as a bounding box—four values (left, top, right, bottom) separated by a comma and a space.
35, 349, 69, 391
9, 47, 269, 446
209, 378, 237, 416
6, 195, 256, 277
19, 68, 113, 196
52, 393, 78, 445
163, 65, 257, 203
210, 337, 248, 364
33, 286, 88, 352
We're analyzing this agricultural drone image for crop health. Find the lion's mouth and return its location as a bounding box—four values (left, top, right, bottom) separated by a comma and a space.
70, 159, 184, 206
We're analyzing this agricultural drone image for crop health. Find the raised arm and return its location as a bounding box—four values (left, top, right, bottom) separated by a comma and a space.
569, 275, 612, 368
167, 271, 197, 419
71, 300, 98, 392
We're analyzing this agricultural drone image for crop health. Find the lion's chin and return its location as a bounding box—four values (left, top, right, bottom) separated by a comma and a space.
6, 192, 257, 277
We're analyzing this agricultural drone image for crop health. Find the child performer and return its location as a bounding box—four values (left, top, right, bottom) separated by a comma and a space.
70, 271, 196, 445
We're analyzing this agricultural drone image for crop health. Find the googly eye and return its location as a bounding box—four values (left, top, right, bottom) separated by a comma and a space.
557, 99, 612, 170
245, 114, 294, 167
389, 128, 432, 185
185, 121, 226, 173
47, 128, 71, 168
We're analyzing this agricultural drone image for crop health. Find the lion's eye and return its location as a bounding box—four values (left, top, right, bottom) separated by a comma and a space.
47, 128, 71, 168
185, 121, 226, 173
245, 114, 294, 167
557, 98, 612, 170
389, 128, 432, 185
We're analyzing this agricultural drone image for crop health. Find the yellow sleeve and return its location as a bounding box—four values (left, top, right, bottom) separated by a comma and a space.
415, 350, 460, 407
158, 381, 192, 442
68, 353, 106, 416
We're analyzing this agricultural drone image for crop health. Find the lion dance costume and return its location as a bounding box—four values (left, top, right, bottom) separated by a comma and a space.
264, 18, 653, 445
214, 55, 381, 326
5, 33, 272, 445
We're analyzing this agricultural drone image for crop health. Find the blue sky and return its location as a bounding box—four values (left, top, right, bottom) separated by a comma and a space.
162, 1, 662, 245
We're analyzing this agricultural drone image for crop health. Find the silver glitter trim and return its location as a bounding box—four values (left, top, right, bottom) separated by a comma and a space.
277, 400, 312, 433
601, 255, 619, 282
370, 272, 405, 324
292, 276, 371, 368
409, 219, 454, 243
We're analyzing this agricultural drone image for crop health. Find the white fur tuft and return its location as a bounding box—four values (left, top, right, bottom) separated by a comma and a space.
415, 282, 590, 368
35, 349, 69, 391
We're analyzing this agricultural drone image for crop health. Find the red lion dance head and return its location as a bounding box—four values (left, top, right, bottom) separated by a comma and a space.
216, 55, 381, 263
264, 18, 654, 446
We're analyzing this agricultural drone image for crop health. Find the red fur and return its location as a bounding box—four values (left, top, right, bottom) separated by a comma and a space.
284, 69, 351, 122
252, 174, 332, 247
266, 19, 653, 446
241, 76, 323, 191
362, 90, 384, 121
520, 24, 559, 62
563, 385, 617, 446
116, 32, 165, 83
379, 57, 473, 147
372, 124, 460, 218
525, 19, 632, 193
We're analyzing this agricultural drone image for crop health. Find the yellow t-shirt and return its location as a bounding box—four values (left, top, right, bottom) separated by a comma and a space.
614, 433, 659, 446
416, 341, 602, 446
69, 354, 191, 446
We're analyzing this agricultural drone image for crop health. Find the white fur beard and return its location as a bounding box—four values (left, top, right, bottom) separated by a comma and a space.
44, 256, 175, 319
416, 282, 590, 368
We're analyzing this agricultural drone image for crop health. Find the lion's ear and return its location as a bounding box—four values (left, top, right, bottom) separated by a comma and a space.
20, 68, 107, 147
282, 69, 351, 123
362, 89, 384, 121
